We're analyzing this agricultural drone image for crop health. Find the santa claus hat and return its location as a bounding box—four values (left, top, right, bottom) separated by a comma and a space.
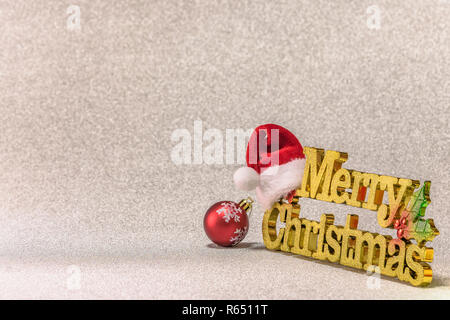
233, 124, 306, 210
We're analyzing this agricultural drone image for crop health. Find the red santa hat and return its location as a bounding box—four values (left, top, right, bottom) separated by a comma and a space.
233, 124, 306, 210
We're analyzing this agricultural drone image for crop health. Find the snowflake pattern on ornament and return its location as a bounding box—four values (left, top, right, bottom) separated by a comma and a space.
230, 227, 248, 246
216, 202, 241, 223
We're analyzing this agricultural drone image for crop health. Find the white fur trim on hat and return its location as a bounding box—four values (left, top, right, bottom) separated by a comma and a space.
256, 158, 306, 210
233, 167, 260, 191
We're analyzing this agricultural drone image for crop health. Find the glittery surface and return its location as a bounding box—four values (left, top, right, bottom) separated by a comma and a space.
0, 0, 449, 299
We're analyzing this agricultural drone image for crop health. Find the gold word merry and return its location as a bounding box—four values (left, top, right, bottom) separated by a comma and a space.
298, 147, 419, 229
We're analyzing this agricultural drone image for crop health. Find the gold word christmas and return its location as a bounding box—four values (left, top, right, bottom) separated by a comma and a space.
262, 147, 439, 286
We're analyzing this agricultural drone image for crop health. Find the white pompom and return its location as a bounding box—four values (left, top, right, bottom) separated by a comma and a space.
233, 167, 259, 191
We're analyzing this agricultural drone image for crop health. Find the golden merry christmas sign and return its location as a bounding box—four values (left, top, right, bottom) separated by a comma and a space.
262, 147, 439, 286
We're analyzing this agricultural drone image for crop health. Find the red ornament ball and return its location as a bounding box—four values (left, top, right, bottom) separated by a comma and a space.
203, 200, 250, 247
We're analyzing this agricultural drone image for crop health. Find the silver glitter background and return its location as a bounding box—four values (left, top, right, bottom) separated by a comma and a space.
0, 0, 449, 298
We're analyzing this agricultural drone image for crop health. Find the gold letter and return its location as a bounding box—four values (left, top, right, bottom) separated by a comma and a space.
262, 203, 286, 250
325, 225, 342, 263
346, 171, 364, 207
361, 173, 381, 211
281, 204, 303, 254
384, 239, 406, 278
330, 168, 351, 204
404, 244, 433, 286
340, 215, 363, 269
298, 148, 344, 201
312, 214, 334, 260
377, 177, 416, 228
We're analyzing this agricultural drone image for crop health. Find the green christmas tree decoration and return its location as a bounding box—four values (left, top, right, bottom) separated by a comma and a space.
407, 180, 430, 221
394, 181, 439, 245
